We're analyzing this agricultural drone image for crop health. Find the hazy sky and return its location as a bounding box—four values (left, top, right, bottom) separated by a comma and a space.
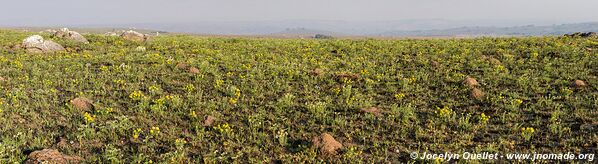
1, 0, 598, 26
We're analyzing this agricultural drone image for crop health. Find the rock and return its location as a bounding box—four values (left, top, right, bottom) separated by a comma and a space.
573, 80, 587, 88
121, 30, 148, 42
360, 107, 381, 116
471, 88, 485, 99
310, 68, 324, 76
25, 149, 83, 164
22, 35, 65, 53
463, 77, 479, 88
203, 116, 216, 127
54, 28, 88, 43
70, 97, 93, 111
312, 133, 342, 155
189, 67, 200, 74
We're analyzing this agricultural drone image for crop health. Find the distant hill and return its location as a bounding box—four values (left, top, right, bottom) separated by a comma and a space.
380, 22, 598, 37
268, 28, 345, 38
92, 19, 584, 36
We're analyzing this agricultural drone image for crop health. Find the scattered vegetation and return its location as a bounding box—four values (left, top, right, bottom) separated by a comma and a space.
0, 29, 597, 162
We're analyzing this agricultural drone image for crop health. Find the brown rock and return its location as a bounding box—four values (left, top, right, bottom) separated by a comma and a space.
203, 116, 216, 127
25, 149, 83, 164
471, 88, 485, 99
573, 80, 587, 88
310, 68, 324, 76
176, 62, 188, 70
360, 107, 381, 116
312, 133, 343, 155
189, 67, 200, 74
70, 97, 93, 111
463, 77, 479, 88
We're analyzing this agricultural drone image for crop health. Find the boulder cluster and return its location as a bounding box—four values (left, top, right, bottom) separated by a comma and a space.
20, 28, 149, 54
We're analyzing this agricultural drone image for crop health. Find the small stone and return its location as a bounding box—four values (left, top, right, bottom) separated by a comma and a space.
189, 67, 200, 74
573, 80, 587, 88
464, 77, 479, 88
310, 68, 324, 76
176, 62, 188, 70
471, 88, 485, 99
203, 116, 216, 127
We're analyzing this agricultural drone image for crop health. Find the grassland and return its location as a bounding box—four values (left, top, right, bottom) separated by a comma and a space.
0, 29, 597, 163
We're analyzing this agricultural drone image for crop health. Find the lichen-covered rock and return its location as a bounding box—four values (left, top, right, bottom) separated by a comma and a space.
121, 30, 148, 42
25, 149, 83, 164
22, 35, 65, 53
54, 28, 89, 43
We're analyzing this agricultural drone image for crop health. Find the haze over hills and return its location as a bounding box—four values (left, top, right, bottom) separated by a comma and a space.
87, 19, 598, 37
380, 22, 598, 37
3, 19, 598, 37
